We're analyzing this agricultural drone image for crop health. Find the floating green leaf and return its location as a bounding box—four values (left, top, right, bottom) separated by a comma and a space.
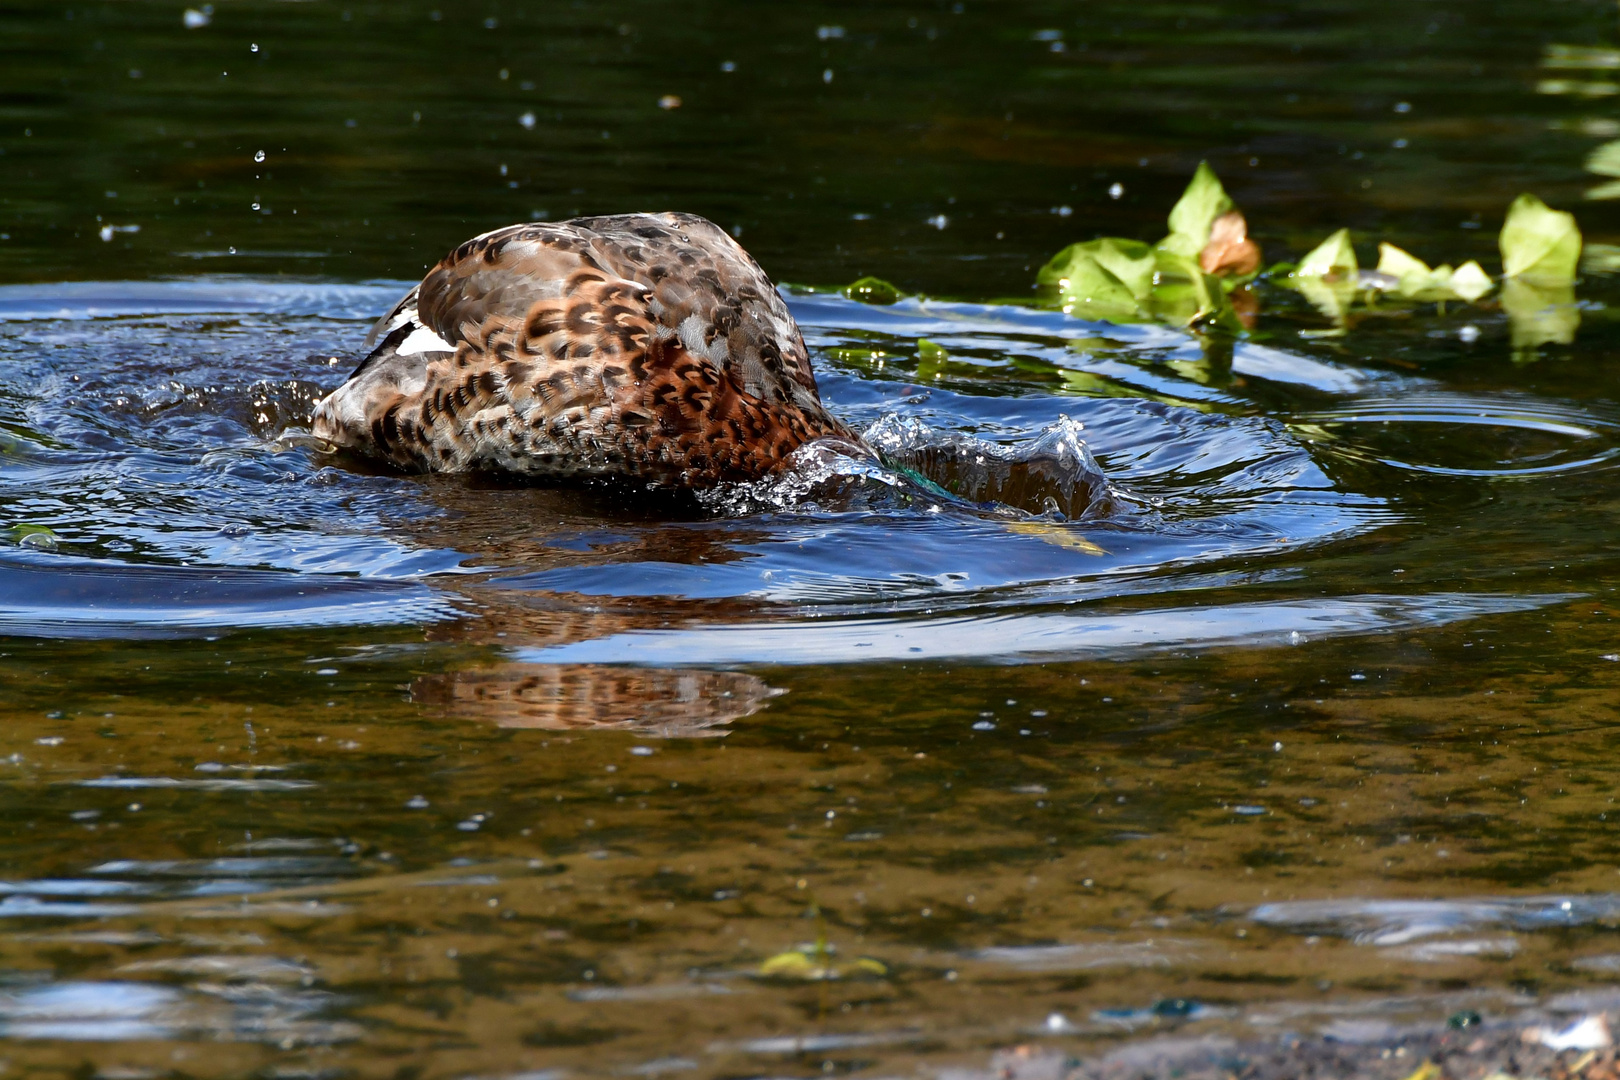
843, 276, 902, 305
1289, 229, 1359, 322
1375, 242, 1428, 287
1146, 249, 1236, 328
1296, 228, 1358, 279
1500, 194, 1581, 283
1448, 262, 1493, 302
1090, 238, 1157, 299
1051, 250, 1142, 322
1374, 244, 1493, 302
1159, 161, 1233, 258
1040, 237, 1158, 324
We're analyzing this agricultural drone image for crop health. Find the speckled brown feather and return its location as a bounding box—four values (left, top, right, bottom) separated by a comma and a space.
311, 212, 855, 486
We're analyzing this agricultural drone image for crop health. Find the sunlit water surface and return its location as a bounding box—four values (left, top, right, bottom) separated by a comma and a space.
7, 1, 1620, 1077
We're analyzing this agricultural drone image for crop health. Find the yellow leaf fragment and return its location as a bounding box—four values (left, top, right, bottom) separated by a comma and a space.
1006, 521, 1108, 555
1397, 1060, 1440, 1080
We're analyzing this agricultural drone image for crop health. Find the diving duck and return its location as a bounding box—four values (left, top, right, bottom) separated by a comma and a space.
311, 212, 857, 486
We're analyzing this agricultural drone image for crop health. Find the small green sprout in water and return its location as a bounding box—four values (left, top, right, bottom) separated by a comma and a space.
757, 899, 888, 981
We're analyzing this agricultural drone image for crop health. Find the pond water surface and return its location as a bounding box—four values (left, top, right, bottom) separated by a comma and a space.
6, 1, 1620, 1077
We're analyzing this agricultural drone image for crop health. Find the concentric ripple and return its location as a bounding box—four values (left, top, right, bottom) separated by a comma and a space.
1301, 394, 1620, 478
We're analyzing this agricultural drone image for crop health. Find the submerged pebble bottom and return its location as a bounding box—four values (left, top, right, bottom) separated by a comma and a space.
1, 281, 1619, 1076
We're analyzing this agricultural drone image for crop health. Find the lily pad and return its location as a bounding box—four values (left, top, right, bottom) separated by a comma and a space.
1500, 194, 1581, 284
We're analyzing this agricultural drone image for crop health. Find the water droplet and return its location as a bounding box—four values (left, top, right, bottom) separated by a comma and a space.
822, 68, 834, 83
972, 720, 996, 731
518, 111, 536, 129
1108, 182, 1125, 199
1395, 101, 1412, 113
720, 60, 736, 72
254, 150, 265, 162
926, 214, 949, 229
1459, 324, 1480, 343
406, 795, 429, 809
658, 94, 682, 109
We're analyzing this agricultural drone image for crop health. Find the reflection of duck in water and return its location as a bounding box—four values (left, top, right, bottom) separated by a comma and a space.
312, 213, 858, 486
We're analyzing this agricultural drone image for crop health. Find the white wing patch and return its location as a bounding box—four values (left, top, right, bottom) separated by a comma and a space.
396, 322, 456, 356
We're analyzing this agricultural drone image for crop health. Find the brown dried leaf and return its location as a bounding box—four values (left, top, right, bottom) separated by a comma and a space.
1199, 210, 1262, 276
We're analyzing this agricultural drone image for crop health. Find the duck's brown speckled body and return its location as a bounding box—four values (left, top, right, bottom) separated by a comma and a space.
311, 212, 855, 486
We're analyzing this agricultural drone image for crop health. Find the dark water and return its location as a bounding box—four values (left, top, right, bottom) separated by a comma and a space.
5, 1, 1620, 1077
